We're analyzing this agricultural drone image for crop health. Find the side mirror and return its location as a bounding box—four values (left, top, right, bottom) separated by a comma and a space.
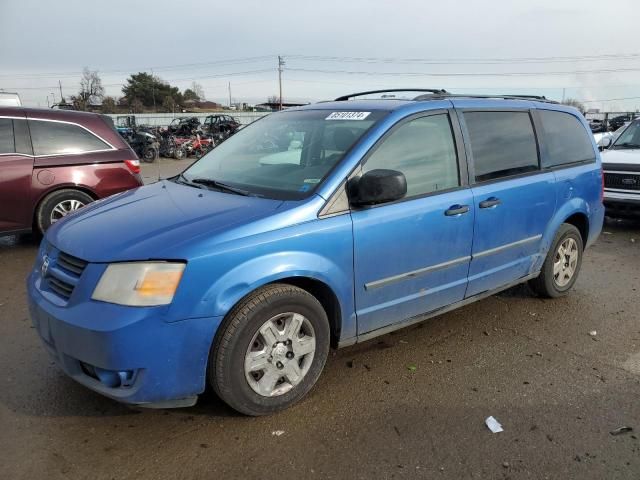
350, 169, 407, 206
599, 136, 613, 151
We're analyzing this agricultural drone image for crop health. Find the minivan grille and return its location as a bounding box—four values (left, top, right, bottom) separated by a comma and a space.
57, 251, 88, 275
44, 250, 88, 300
604, 172, 640, 191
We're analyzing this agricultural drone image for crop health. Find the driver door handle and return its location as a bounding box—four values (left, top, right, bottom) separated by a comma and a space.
479, 197, 502, 209
445, 204, 470, 216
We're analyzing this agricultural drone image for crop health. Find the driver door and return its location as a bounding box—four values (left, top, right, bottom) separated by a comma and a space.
351, 111, 474, 334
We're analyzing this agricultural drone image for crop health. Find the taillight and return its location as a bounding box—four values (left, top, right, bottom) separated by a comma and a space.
124, 159, 140, 174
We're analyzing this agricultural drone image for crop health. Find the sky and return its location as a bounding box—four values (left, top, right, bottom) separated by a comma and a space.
1, 0, 640, 112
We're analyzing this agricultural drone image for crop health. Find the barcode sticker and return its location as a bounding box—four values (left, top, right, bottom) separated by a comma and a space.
326, 111, 371, 121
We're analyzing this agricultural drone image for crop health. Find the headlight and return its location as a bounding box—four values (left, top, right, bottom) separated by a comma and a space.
92, 262, 185, 306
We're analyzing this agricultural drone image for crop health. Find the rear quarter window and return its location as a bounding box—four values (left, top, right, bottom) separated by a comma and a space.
538, 110, 596, 167
29, 119, 111, 156
0, 118, 15, 154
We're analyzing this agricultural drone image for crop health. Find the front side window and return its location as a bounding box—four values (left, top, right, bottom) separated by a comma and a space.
612, 119, 640, 150
362, 114, 460, 197
182, 110, 385, 199
29, 120, 110, 156
0, 118, 15, 154
464, 111, 539, 182
538, 110, 595, 167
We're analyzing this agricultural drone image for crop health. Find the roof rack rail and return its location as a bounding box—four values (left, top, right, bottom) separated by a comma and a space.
335, 89, 449, 101
413, 93, 558, 104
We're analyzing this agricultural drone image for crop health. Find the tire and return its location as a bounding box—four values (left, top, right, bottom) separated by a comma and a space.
529, 223, 583, 298
209, 284, 330, 416
174, 147, 186, 160
36, 189, 94, 234
142, 147, 156, 163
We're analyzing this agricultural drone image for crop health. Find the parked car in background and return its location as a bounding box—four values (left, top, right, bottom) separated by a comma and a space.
601, 118, 640, 217
0, 92, 22, 107
608, 114, 638, 131
27, 90, 603, 415
202, 114, 240, 138
0, 107, 143, 236
167, 117, 200, 136
594, 121, 630, 148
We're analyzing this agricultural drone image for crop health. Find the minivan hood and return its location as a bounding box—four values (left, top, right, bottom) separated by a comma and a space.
602, 148, 640, 166
47, 180, 285, 262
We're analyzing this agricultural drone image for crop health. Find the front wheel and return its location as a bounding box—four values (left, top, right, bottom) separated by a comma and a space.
209, 284, 330, 416
529, 223, 583, 298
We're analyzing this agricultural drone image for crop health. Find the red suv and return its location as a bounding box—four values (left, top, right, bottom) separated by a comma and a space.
0, 107, 143, 235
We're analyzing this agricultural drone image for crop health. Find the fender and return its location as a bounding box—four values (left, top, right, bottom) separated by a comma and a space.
199, 251, 356, 341
536, 197, 591, 271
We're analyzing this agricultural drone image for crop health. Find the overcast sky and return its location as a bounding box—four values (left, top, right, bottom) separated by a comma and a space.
1, 0, 639, 111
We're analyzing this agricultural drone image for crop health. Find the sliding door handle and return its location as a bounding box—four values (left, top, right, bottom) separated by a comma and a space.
479, 197, 501, 209
445, 204, 470, 216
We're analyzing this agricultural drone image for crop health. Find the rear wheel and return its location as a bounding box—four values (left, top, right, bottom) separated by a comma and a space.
529, 223, 583, 298
36, 189, 93, 234
209, 284, 330, 416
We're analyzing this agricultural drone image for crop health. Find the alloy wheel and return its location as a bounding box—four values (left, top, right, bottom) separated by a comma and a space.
50, 199, 86, 224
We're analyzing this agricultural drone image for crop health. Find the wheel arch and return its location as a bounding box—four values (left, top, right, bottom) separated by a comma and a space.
538, 199, 592, 272
563, 211, 589, 246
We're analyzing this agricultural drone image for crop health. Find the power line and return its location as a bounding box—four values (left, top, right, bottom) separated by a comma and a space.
286, 53, 640, 65
0, 55, 276, 79
0, 68, 277, 91
287, 66, 640, 77
582, 96, 640, 103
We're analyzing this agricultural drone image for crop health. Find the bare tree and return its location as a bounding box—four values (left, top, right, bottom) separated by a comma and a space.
191, 82, 205, 101
71, 67, 105, 110
562, 98, 586, 114
101, 96, 117, 113
267, 95, 280, 104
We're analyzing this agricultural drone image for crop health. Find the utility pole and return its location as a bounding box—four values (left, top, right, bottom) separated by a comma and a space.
58, 80, 63, 102
228, 81, 232, 108
278, 56, 285, 111
151, 69, 156, 112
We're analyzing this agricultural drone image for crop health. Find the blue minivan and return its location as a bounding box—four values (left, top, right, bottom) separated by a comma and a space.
27, 90, 604, 415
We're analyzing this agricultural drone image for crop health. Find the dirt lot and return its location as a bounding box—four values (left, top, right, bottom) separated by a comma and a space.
1, 159, 639, 479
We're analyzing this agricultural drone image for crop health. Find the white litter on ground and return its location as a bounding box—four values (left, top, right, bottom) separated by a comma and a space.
272, 430, 285, 436
485, 416, 504, 433
589, 330, 597, 337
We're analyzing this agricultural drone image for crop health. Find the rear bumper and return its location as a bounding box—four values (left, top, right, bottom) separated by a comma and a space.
27, 272, 222, 407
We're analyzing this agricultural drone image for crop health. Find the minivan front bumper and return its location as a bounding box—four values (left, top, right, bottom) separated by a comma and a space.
27, 272, 222, 407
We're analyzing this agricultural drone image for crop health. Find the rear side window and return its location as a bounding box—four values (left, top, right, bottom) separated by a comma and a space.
363, 114, 460, 197
464, 111, 539, 182
0, 118, 15, 154
29, 120, 111, 156
538, 110, 596, 167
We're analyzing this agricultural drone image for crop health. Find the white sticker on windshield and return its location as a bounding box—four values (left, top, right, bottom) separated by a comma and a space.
326, 111, 371, 121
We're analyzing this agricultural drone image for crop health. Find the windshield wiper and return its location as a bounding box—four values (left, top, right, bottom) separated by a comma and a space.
172, 173, 202, 189
613, 142, 640, 149
191, 178, 254, 196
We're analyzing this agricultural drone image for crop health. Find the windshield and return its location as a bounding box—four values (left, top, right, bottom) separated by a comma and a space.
612, 119, 640, 149
181, 109, 385, 199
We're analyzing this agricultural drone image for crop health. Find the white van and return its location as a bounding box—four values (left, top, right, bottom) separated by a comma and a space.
0, 92, 22, 107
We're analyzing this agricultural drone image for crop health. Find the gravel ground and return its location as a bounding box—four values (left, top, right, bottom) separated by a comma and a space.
0, 161, 638, 479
